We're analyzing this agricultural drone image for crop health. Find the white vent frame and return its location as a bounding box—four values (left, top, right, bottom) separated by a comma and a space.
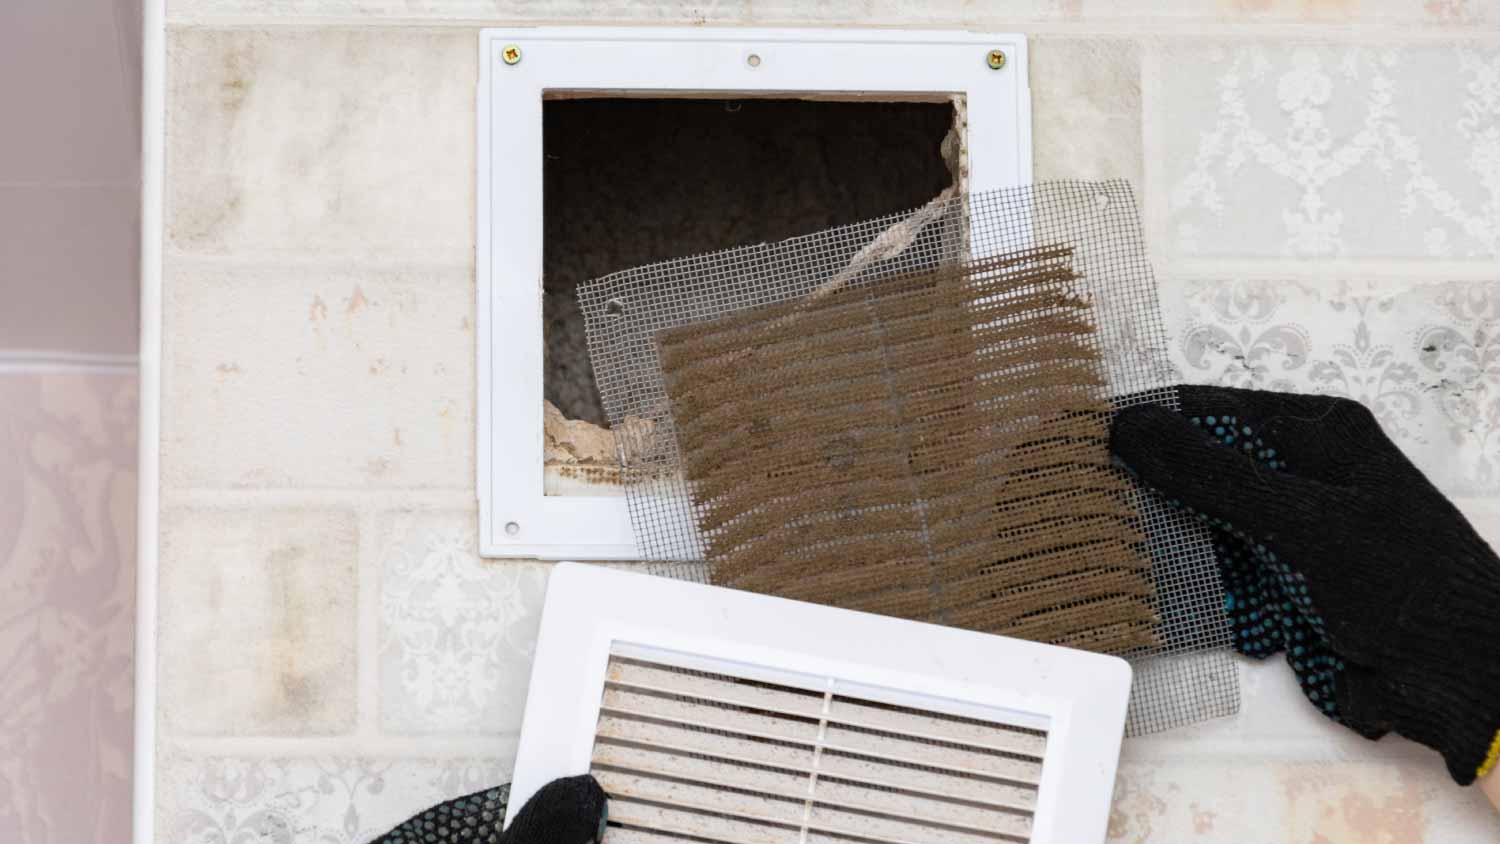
476, 27, 1033, 559
509, 564, 1130, 844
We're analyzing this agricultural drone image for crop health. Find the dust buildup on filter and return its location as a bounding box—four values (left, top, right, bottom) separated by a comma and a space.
581, 181, 1240, 737
656, 249, 1159, 654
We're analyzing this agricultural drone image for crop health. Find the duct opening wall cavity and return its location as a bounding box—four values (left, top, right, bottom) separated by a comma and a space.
541, 98, 959, 443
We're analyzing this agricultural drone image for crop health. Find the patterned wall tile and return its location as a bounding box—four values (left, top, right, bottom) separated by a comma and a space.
158, 755, 511, 844
1169, 278, 1500, 494
1160, 43, 1500, 258
379, 512, 550, 734
0, 373, 136, 844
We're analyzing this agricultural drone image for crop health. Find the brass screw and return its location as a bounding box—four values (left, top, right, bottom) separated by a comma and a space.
502, 44, 522, 66
986, 49, 1007, 70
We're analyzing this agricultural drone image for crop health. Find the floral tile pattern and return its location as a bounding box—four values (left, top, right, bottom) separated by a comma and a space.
1162, 44, 1500, 257
0, 373, 136, 844
159, 755, 511, 844
1171, 278, 1500, 493
378, 512, 550, 734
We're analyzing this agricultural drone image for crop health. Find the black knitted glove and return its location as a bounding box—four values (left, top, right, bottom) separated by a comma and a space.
374, 775, 608, 844
1111, 386, 1500, 785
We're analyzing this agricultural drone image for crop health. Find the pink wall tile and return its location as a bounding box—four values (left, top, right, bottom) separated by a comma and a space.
0, 0, 142, 358
0, 372, 137, 844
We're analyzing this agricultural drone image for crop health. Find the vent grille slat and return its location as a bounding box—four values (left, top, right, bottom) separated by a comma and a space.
597, 770, 807, 827
805, 804, 1029, 844
593, 715, 1037, 812
610, 798, 802, 844
610, 659, 828, 720
593, 745, 1031, 836
604, 827, 724, 844
595, 744, 811, 801
811, 780, 1032, 838
602, 688, 822, 745
819, 726, 1042, 786
810, 755, 1037, 814
825, 699, 1046, 758
596, 714, 818, 771
593, 652, 1045, 844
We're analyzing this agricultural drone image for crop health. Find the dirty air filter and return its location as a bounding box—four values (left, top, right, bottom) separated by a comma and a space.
658, 252, 1157, 653
580, 181, 1239, 736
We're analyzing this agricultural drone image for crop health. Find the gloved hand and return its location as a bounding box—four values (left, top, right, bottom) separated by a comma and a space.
1110, 385, 1500, 785
374, 775, 608, 844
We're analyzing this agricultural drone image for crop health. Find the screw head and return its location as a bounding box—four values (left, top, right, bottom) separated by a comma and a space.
986, 49, 1007, 70
501, 44, 522, 66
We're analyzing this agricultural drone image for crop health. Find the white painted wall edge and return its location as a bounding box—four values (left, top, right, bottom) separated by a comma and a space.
133, 0, 164, 840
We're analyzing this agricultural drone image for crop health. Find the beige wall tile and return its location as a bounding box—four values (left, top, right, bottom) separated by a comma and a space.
1275, 762, 1453, 842
1110, 758, 1496, 842
1030, 38, 1142, 189
159, 508, 358, 735
1108, 760, 1272, 843
162, 263, 473, 490
166, 27, 475, 260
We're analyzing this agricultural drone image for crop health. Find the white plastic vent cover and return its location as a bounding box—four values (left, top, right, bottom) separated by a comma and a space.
477, 27, 1033, 559
508, 564, 1131, 844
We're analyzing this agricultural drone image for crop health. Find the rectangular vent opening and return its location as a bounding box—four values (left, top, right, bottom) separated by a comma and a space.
591, 652, 1047, 844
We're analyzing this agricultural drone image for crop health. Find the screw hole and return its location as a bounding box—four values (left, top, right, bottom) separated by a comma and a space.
504, 521, 520, 536
606, 298, 626, 318
746, 53, 762, 68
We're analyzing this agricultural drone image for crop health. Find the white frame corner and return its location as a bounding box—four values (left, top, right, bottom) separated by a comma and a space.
510, 564, 1129, 844
477, 27, 1033, 559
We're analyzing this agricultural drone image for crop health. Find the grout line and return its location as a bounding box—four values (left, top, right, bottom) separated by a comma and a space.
1121, 735, 1435, 762
162, 734, 523, 758
0, 362, 140, 375
0, 350, 140, 374
1138, 37, 1169, 278
163, 251, 476, 272
0, 179, 140, 189
158, 16, 1500, 42
168, 488, 479, 509
1157, 257, 1500, 282
357, 509, 383, 742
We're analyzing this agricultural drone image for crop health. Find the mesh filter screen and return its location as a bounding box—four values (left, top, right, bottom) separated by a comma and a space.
658, 252, 1157, 653
580, 181, 1239, 735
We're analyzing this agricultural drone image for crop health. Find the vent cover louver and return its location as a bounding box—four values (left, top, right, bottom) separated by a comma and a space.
507, 564, 1130, 844
592, 653, 1045, 844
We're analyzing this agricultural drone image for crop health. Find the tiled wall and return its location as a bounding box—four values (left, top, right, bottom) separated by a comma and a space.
157, 2, 1500, 841
2, 3, 142, 843
0, 373, 138, 844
